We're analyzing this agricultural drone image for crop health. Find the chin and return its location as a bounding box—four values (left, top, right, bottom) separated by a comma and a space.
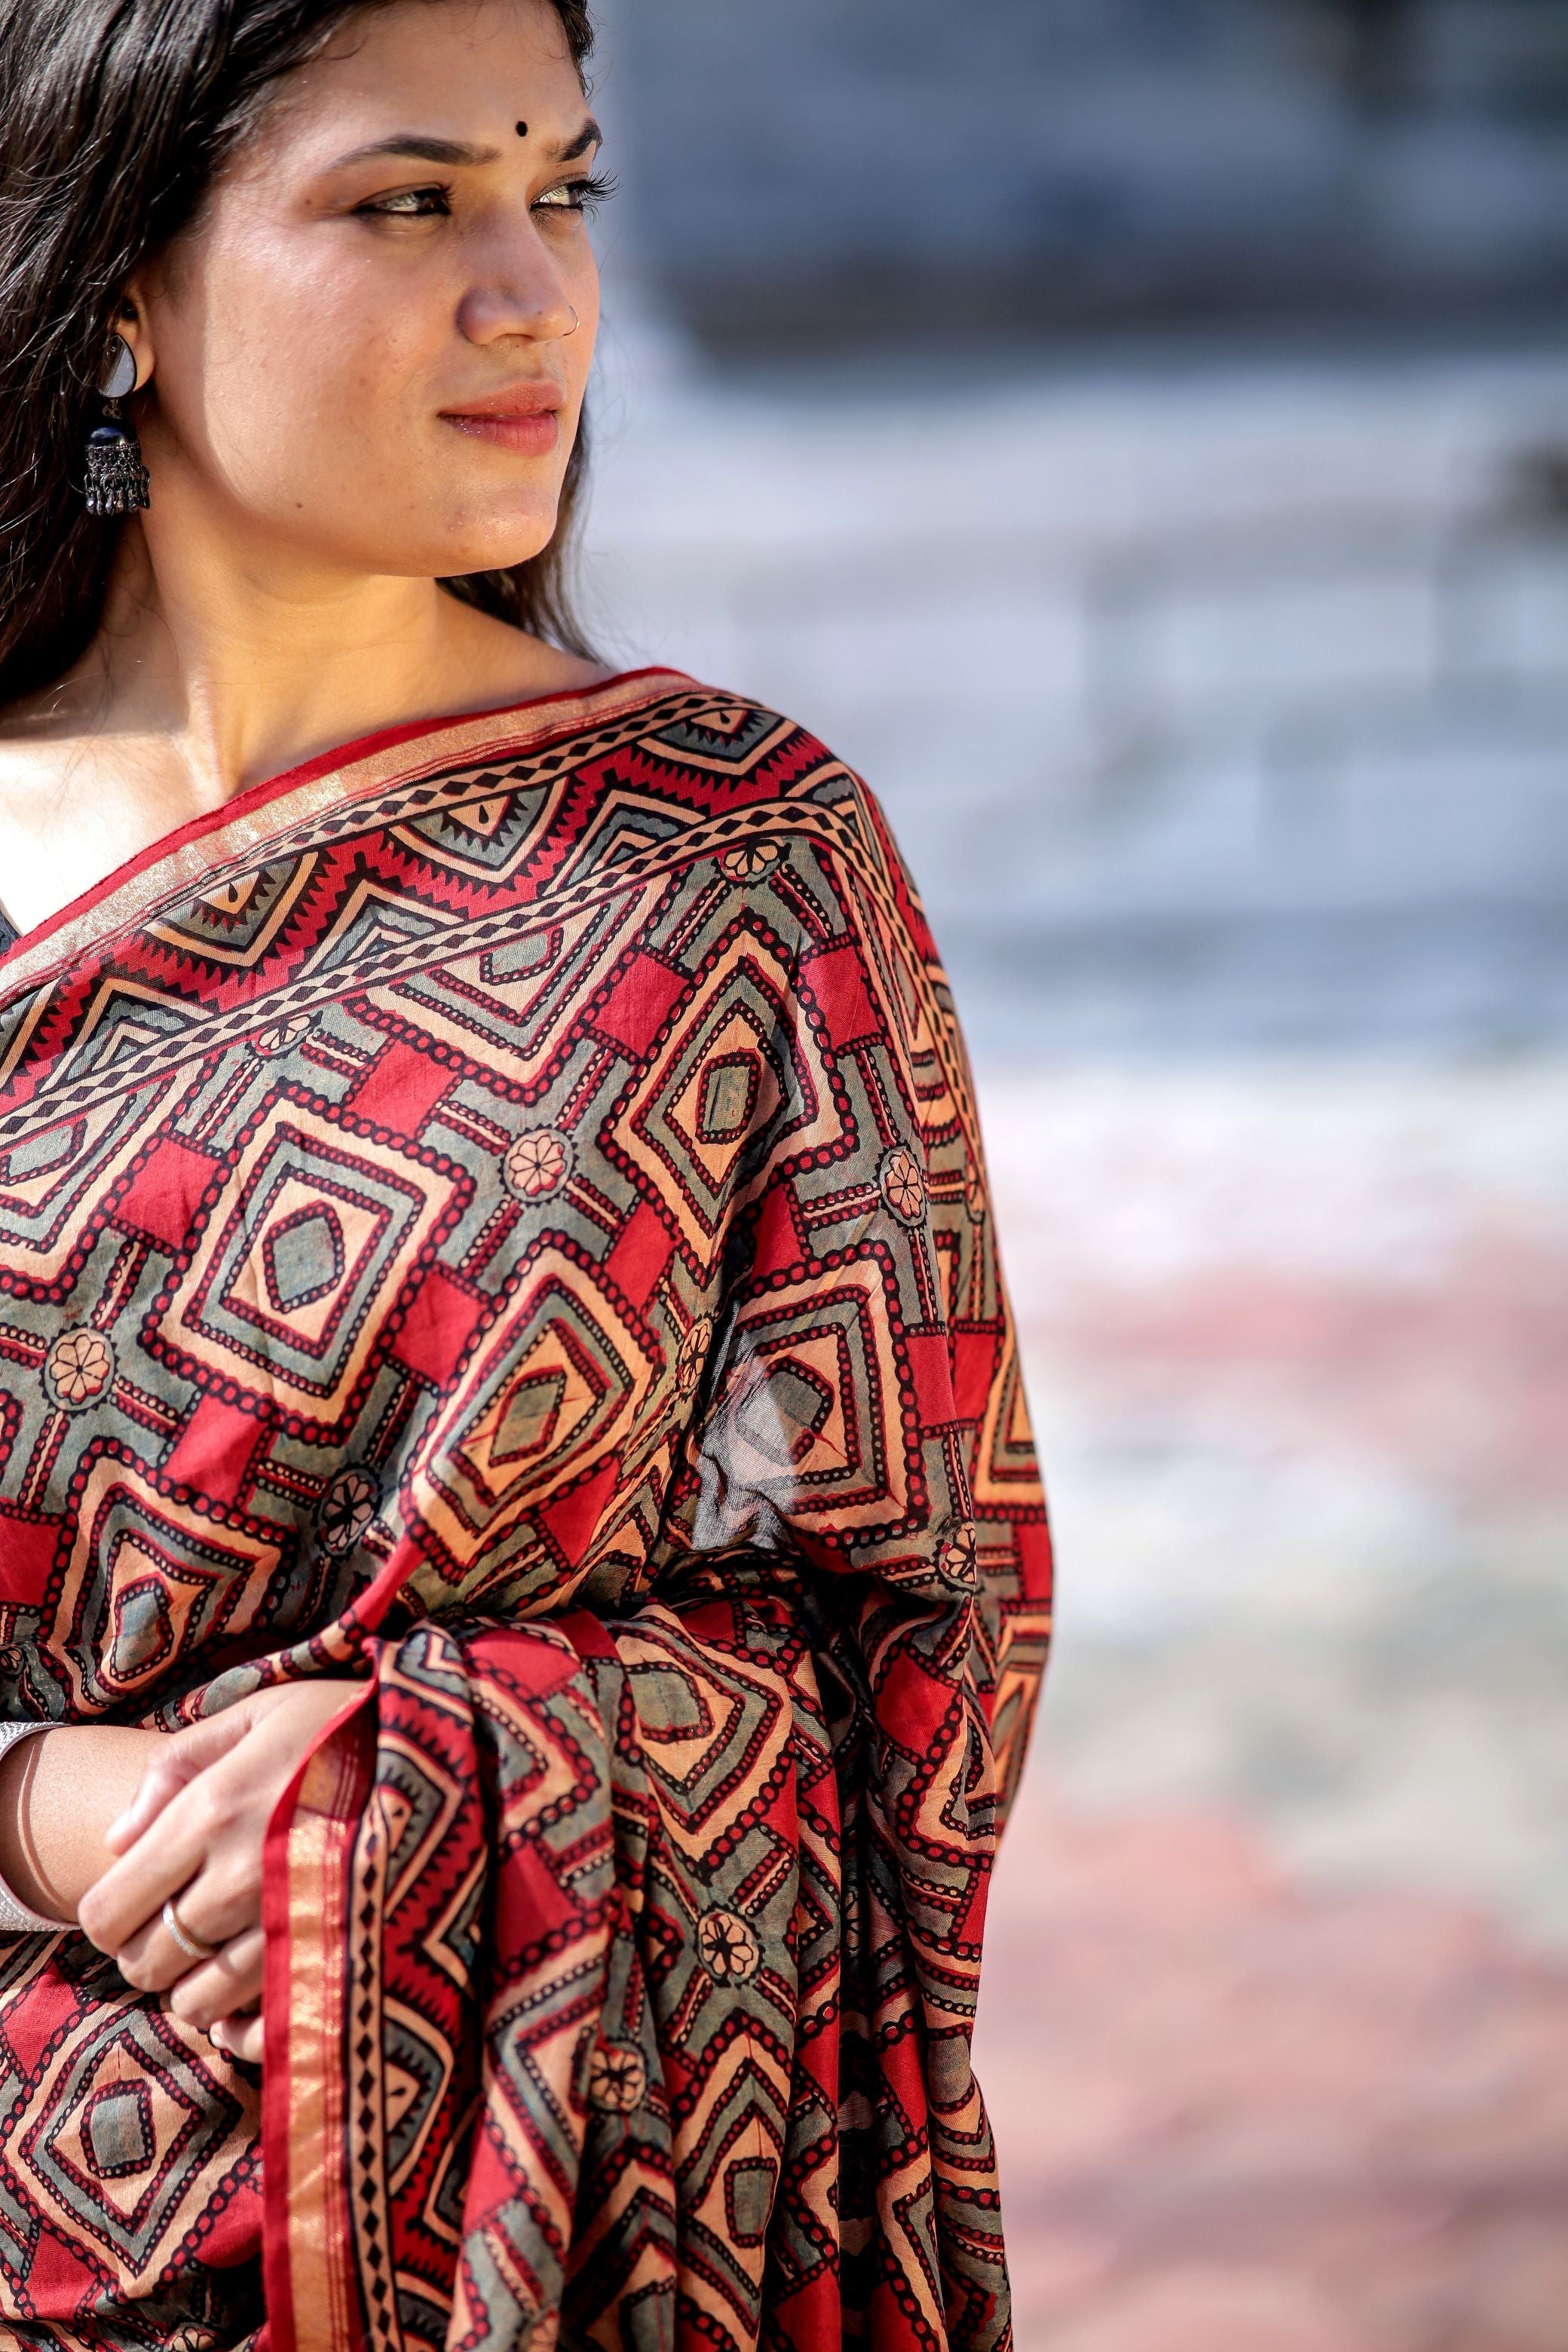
433, 518, 561, 577
367, 535, 547, 584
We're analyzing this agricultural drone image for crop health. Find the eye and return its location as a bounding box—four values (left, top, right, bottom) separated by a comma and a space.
355, 184, 452, 219
533, 171, 617, 219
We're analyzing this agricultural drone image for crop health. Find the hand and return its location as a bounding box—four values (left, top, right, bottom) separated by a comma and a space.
77, 1680, 366, 2065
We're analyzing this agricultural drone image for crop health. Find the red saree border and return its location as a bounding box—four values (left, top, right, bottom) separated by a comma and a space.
0, 666, 693, 1001
262, 1679, 381, 2352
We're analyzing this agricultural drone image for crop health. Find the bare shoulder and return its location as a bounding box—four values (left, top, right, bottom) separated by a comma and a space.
518, 646, 620, 697
0, 664, 106, 753
443, 602, 618, 706
0, 674, 115, 816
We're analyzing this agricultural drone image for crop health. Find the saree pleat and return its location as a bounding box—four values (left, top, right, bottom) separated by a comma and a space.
0, 670, 1052, 2351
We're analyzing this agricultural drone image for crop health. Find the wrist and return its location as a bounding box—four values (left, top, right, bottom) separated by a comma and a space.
0, 1728, 71, 1926
2, 1725, 162, 1925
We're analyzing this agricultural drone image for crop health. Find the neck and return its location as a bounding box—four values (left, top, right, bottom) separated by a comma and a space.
0, 458, 603, 947
83, 506, 478, 807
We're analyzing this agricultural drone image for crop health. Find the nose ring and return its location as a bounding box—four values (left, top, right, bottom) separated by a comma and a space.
564, 306, 580, 338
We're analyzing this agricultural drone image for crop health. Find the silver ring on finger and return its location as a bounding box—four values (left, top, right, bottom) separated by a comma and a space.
163, 1895, 219, 1963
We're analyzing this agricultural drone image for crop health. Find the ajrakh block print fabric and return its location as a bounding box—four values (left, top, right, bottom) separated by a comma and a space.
0, 669, 1052, 2352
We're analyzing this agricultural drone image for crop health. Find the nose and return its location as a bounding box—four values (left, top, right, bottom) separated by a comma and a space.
455, 243, 581, 348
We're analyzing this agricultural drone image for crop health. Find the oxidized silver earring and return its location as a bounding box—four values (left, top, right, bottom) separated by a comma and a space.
84, 332, 151, 516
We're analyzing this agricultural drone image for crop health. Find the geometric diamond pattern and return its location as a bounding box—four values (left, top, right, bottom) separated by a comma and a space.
149, 1101, 461, 1429
19, 2009, 244, 2274
0, 672, 1051, 2350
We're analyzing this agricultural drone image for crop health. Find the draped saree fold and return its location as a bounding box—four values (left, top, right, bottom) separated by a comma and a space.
0, 669, 1052, 2352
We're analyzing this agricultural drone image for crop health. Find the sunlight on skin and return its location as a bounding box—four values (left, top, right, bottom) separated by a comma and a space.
0, 0, 610, 942
0, 0, 612, 2064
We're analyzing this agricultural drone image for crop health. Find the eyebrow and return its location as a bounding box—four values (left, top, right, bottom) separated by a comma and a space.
553, 118, 602, 162
329, 119, 601, 171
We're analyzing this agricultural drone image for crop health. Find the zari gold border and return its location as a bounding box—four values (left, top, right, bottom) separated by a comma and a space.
0, 668, 694, 1002
264, 1691, 377, 2352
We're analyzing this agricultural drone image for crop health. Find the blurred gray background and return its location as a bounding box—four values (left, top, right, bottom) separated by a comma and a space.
576, 7, 1568, 2344
587, 0, 1568, 1056
611, 0, 1568, 353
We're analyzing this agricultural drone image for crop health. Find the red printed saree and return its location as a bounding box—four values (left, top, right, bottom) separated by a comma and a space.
0, 669, 1052, 2352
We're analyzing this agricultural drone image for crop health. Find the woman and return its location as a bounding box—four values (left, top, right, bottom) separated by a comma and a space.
0, 0, 1052, 2344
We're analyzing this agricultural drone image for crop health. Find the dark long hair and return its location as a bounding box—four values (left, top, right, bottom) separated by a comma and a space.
0, 0, 596, 709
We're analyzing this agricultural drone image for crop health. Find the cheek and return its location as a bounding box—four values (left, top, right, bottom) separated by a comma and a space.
179, 241, 436, 486
561, 253, 602, 404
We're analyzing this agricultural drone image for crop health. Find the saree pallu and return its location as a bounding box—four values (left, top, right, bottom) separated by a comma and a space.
0, 670, 1052, 2352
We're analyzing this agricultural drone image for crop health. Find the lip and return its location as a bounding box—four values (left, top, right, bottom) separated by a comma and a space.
439, 382, 565, 455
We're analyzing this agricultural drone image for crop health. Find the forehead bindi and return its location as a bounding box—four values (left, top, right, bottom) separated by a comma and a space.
283, 0, 581, 143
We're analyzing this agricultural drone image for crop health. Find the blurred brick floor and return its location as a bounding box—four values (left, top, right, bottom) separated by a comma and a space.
970, 1055, 1568, 2350
978, 1783, 1568, 2352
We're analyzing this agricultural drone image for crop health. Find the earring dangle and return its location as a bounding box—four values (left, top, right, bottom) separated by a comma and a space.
84, 333, 150, 517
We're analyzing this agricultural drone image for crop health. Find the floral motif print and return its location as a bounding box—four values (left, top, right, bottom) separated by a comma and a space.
880, 1144, 927, 1226
587, 2044, 649, 2114
697, 1908, 762, 1986
317, 1466, 381, 1556
938, 1520, 981, 1594
675, 1314, 715, 1398
503, 1127, 574, 1202
44, 1329, 115, 1411
721, 839, 782, 882
256, 1011, 315, 1060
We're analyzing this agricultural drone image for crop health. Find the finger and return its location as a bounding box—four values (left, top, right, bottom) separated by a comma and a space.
81, 1768, 247, 1953
211, 2011, 264, 2066
166, 1927, 265, 2032
104, 1705, 258, 1853
111, 1864, 262, 1992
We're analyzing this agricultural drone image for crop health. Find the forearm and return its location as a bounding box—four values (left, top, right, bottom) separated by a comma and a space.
0, 1726, 161, 1924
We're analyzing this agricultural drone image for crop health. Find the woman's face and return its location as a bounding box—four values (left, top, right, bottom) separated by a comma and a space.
128, 0, 602, 583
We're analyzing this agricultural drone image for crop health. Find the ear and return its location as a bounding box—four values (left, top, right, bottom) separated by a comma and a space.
114, 289, 155, 394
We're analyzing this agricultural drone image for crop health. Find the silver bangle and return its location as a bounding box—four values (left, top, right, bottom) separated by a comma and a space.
0, 1722, 68, 1934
